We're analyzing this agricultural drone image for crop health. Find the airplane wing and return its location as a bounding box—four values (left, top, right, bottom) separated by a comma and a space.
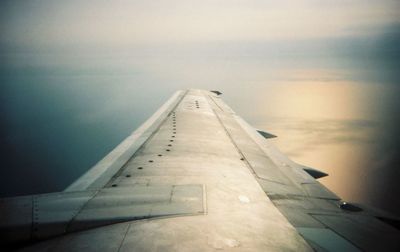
1, 89, 399, 251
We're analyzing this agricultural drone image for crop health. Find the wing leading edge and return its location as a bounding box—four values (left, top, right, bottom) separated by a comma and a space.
1, 89, 399, 251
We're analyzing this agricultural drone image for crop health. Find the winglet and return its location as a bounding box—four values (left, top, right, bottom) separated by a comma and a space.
303, 167, 328, 179
210, 90, 222, 95
257, 130, 277, 139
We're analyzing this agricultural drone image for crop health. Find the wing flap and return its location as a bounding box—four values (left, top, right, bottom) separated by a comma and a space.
0, 184, 205, 246
312, 214, 400, 251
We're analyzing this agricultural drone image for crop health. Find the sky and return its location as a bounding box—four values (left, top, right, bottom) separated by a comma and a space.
1, 1, 399, 43
0, 0, 400, 214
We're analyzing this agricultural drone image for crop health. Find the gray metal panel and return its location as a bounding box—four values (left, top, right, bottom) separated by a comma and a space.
244, 152, 292, 184
20, 222, 131, 252
313, 214, 400, 251
0, 191, 95, 245
205, 95, 295, 188
268, 194, 339, 212
257, 179, 303, 196
275, 207, 325, 228
0, 196, 32, 244
297, 228, 360, 252
33, 191, 95, 240
301, 183, 339, 200
1, 185, 205, 246
70, 184, 205, 232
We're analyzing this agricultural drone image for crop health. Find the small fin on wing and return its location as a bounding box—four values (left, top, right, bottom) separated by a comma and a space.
257, 130, 277, 139
339, 201, 363, 212
210, 90, 222, 95
303, 167, 328, 179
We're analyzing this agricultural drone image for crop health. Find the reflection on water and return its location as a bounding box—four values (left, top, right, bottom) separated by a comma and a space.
258, 117, 377, 209
248, 79, 400, 215
0, 1, 399, 215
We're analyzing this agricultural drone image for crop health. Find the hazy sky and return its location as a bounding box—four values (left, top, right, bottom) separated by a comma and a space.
1, 0, 399, 87
1, 0, 399, 45
1, 1, 400, 214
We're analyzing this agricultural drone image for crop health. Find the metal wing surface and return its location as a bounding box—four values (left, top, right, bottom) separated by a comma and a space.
1, 89, 399, 251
